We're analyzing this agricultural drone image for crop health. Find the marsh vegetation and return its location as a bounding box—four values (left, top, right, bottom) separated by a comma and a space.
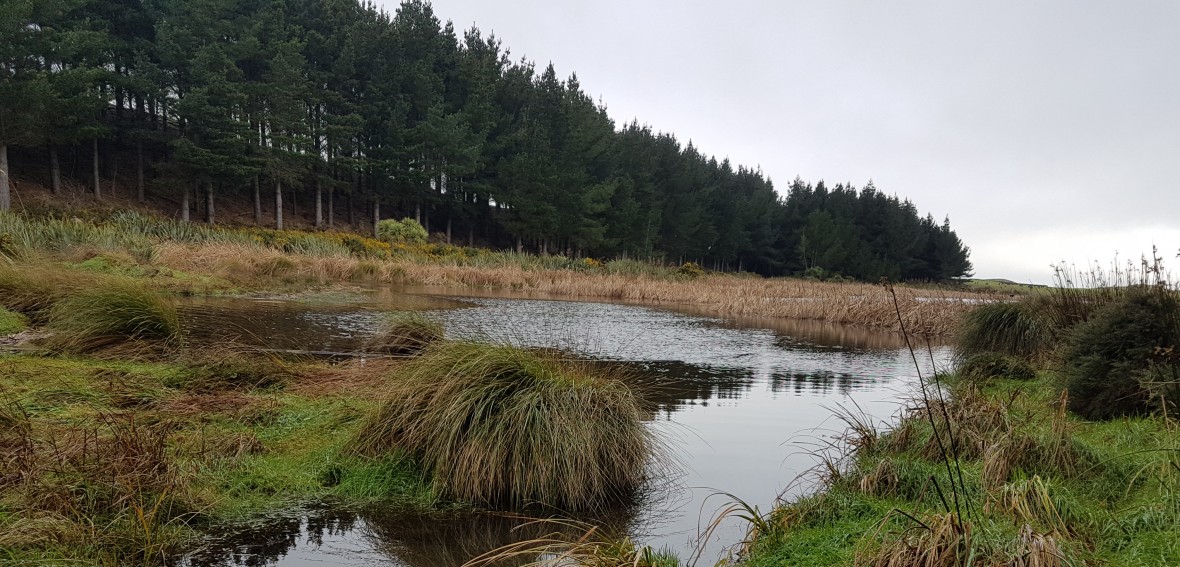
738, 253, 1180, 566
11, 207, 1174, 566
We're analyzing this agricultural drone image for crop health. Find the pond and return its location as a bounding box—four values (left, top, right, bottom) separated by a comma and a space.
176, 287, 950, 566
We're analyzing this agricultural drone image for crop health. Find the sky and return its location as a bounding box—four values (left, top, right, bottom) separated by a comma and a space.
381, 0, 1180, 284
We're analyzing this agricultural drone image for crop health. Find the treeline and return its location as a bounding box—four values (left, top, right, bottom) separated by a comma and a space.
0, 0, 973, 280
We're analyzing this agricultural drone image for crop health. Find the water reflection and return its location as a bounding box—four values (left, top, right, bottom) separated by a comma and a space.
180, 504, 645, 567
174, 290, 950, 566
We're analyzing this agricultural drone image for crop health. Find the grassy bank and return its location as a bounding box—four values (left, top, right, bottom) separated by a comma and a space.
739, 258, 1180, 566
0, 352, 445, 565
739, 371, 1180, 566
0, 210, 995, 335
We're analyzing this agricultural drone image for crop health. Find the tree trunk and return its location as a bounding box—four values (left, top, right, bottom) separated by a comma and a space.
315, 181, 323, 228
92, 138, 101, 198
50, 146, 61, 195
253, 176, 262, 224
424, 209, 430, 234
372, 198, 380, 238
275, 179, 283, 230
109, 158, 117, 198
136, 139, 145, 203
327, 186, 334, 228
445, 216, 452, 244
181, 183, 190, 222
0, 143, 9, 212
206, 181, 215, 224
415, 203, 421, 224
467, 226, 474, 247
347, 192, 354, 226
516, 236, 522, 254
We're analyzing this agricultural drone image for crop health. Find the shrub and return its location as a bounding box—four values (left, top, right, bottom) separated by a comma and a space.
350, 342, 657, 511
958, 352, 1036, 382
1063, 286, 1180, 420
956, 301, 1056, 360
365, 312, 444, 356
43, 280, 181, 355
376, 218, 428, 245
677, 261, 704, 278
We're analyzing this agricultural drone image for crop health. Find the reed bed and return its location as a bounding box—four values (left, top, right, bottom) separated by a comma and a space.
351, 342, 659, 511
150, 241, 988, 335
3, 211, 992, 334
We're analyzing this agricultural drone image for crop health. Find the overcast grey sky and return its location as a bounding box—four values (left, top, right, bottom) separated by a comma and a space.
383, 1, 1180, 283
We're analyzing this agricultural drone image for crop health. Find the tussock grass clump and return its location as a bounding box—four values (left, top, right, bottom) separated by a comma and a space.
959, 352, 1036, 382
43, 279, 181, 355
351, 342, 657, 511
957, 301, 1056, 361
0, 263, 89, 322
365, 312, 444, 356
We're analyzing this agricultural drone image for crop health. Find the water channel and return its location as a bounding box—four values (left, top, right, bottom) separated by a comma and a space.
175, 287, 950, 566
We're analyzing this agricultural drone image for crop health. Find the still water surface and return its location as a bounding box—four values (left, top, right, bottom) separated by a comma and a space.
177, 288, 949, 566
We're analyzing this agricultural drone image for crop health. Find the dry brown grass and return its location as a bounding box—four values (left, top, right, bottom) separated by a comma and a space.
861, 512, 971, 567
0, 405, 190, 563
153, 241, 991, 335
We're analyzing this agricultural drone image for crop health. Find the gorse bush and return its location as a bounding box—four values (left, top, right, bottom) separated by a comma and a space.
677, 261, 704, 278
1062, 285, 1180, 420
351, 342, 657, 511
376, 218, 428, 244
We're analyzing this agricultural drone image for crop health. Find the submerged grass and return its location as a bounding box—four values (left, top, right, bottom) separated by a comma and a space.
365, 311, 445, 356
351, 342, 659, 512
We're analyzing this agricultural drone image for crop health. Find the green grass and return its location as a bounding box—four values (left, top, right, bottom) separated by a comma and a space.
0, 306, 25, 334
350, 341, 659, 512
0, 353, 439, 564
742, 370, 1180, 566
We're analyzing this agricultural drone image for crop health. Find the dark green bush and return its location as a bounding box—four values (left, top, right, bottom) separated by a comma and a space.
1063, 286, 1180, 420
958, 352, 1036, 382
